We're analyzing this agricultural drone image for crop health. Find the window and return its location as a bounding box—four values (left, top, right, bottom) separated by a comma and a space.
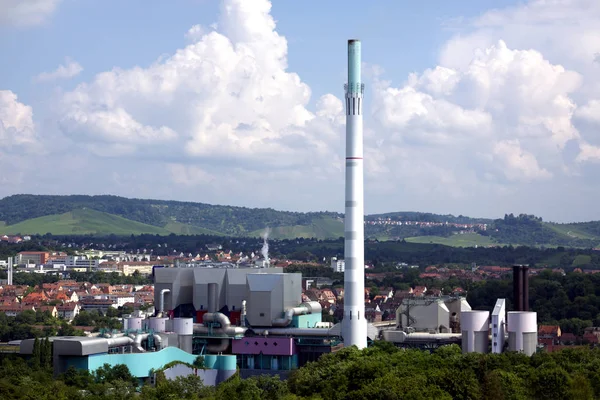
259, 313, 264, 317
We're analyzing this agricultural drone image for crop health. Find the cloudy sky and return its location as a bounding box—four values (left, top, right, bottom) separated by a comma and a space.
1, 0, 600, 222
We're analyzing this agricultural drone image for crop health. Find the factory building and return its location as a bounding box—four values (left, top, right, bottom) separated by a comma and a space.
382, 265, 538, 355
395, 295, 471, 333
19, 265, 366, 383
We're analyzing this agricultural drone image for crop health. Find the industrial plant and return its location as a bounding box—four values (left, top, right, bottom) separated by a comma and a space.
16, 40, 539, 384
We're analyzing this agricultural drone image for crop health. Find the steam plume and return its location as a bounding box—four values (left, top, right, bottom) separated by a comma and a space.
261, 227, 271, 266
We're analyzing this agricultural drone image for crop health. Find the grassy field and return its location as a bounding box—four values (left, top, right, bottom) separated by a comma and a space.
3, 208, 171, 235
405, 233, 498, 247
572, 254, 592, 266
546, 223, 599, 241
249, 216, 344, 239
163, 221, 224, 236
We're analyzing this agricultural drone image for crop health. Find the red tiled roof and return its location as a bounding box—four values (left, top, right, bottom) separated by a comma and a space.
539, 325, 560, 335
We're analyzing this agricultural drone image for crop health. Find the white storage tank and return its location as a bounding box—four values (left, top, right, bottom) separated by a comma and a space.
461, 310, 490, 353
148, 317, 167, 333
173, 318, 194, 335
125, 317, 143, 331
507, 311, 537, 356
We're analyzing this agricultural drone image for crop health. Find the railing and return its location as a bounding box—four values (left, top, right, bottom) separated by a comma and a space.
344, 83, 365, 94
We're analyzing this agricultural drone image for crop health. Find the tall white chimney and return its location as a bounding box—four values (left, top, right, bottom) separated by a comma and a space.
342, 39, 367, 349
7, 257, 13, 285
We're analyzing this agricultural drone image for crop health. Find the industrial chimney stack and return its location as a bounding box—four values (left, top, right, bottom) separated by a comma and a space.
7, 257, 13, 286
342, 39, 367, 349
512, 265, 529, 311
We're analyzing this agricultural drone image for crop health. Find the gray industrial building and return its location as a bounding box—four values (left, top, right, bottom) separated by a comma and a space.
154, 267, 286, 318
246, 273, 301, 326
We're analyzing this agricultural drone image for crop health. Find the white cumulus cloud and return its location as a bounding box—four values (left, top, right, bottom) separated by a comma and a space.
34, 58, 83, 82
0, 90, 37, 149
58, 0, 341, 174
0, 0, 62, 26
24, 0, 600, 220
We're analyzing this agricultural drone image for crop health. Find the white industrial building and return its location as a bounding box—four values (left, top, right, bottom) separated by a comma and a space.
330, 257, 345, 273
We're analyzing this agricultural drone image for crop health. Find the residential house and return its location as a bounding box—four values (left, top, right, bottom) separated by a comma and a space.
560, 332, 578, 345
56, 303, 81, 321
79, 298, 117, 313
0, 304, 36, 316
538, 325, 561, 346
365, 304, 382, 323
22, 290, 49, 306
583, 333, 599, 344
0, 295, 19, 305
412, 286, 427, 296
303, 289, 320, 302
38, 305, 58, 318
320, 289, 336, 304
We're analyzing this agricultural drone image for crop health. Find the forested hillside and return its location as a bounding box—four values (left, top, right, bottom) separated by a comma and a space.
2, 195, 600, 246
0, 195, 340, 237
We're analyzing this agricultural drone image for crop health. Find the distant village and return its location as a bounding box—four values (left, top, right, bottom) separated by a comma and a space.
2, 235, 600, 347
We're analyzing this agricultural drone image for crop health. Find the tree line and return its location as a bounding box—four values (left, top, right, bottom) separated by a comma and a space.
2, 342, 600, 399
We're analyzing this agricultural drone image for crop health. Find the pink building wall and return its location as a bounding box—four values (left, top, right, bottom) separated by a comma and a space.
232, 337, 296, 356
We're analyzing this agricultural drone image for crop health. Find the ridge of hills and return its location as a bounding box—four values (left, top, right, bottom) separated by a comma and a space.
1, 194, 600, 247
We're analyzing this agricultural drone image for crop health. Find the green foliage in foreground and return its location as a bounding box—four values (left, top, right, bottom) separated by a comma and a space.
2, 343, 600, 399
288, 342, 600, 400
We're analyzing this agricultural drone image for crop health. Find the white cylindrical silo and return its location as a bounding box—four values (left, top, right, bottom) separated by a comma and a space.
148, 317, 167, 333
461, 310, 490, 353
507, 311, 537, 356
126, 317, 143, 331
173, 318, 194, 335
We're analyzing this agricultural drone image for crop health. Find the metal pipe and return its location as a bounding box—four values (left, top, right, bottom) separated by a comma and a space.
208, 283, 218, 313
159, 289, 171, 316
250, 327, 340, 337
133, 333, 150, 352
106, 336, 134, 347
152, 334, 162, 350
194, 312, 247, 336
343, 38, 367, 350
272, 301, 323, 327
382, 331, 461, 343
207, 339, 229, 353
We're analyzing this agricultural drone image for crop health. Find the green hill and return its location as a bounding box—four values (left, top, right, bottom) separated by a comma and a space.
1, 194, 600, 246
249, 216, 344, 239
163, 221, 225, 236
405, 233, 499, 247
2, 208, 170, 235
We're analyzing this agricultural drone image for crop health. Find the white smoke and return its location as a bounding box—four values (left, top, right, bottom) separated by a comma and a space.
261, 227, 271, 266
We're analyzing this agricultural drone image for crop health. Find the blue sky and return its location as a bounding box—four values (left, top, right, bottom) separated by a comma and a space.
0, 0, 518, 106
1, 0, 600, 222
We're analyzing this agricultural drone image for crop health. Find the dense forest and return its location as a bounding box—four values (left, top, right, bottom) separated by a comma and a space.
1, 343, 600, 399
3, 195, 600, 245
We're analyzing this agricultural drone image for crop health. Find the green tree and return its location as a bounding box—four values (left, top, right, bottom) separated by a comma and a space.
31, 337, 41, 369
